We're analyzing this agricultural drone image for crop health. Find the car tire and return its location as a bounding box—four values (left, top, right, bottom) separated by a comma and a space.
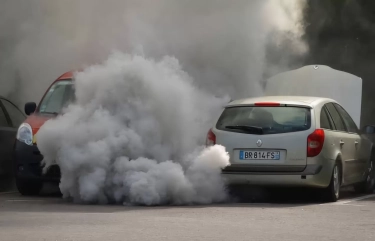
16, 178, 43, 196
321, 162, 341, 202
354, 158, 375, 194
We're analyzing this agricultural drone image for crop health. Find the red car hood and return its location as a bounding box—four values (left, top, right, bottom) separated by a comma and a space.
24, 113, 54, 135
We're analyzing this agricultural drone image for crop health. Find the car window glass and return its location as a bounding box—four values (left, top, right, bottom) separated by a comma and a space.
216, 106, 311, 135
325, 103, 346, 132
0, 103, 9, 127
39, 80, 75, 114
334, 103, 358, 133
1, 100, 25, 127
320, 107, 332, 130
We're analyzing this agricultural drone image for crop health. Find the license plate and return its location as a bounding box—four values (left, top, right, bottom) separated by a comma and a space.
239, 150, 280, 160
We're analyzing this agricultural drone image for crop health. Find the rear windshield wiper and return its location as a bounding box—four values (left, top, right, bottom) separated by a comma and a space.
225, 125, 264, 134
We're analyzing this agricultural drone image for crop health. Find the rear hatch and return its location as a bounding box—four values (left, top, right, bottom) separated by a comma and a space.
213, 103, 313, 172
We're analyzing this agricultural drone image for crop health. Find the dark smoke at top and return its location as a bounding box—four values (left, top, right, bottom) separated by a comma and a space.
0, 0, 307, 107
303, 0, 375, 126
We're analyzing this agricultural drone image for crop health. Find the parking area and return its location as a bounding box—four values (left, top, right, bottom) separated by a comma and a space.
1, 185, 374, 241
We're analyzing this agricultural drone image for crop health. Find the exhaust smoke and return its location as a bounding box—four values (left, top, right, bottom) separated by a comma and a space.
37, 53, 231, 205
0, 0, 307, 104
1, 0, 308, 205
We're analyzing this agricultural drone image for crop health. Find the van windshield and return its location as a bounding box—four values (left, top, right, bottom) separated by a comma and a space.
216, 106, 311, 135
38, 80, 75, 114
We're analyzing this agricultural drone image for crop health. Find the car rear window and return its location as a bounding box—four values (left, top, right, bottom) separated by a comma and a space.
216, 106, 311, 135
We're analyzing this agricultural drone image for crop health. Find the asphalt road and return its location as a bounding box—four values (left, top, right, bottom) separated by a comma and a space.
1, 184, 375, 241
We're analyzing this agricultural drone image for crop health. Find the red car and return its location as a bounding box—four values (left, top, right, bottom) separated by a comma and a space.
13, 71, 75, 195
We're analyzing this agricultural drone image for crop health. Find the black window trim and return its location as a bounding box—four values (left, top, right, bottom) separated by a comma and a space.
320, 106, 335, 131
324, 102, 349, 134
332, 103, 359, 135
0, 98, 12, 127
325, 106, 336, 130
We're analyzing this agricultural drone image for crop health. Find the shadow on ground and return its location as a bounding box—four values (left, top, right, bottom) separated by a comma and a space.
0, 176, 15, 193
228, 185, 322, 204
226, 184, 372, 205
1, 180, 371, 214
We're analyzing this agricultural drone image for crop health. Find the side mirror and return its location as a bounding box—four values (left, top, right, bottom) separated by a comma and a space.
24, 102, 36, 116
362, 125, 375, 135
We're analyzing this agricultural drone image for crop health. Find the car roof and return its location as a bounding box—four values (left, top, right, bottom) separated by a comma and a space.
56, 69, 84, 80
226, 96, 337, 108
57, 71, 74, 80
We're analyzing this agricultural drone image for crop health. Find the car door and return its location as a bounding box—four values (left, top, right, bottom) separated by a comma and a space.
319, 105, 339, 160
1, 99, 26, 128
333, 103, 365, 183
0, 99, 18, 178
324, 103, 356, 185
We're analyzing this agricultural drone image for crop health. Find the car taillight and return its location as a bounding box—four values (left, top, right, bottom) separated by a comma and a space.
307, 129, 325, 157
206, 128, 216, 146
254, 102, 280, 107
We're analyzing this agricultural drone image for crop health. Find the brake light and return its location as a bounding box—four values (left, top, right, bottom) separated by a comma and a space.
254, 102, 280, 107
206, 128, 216, 146
307, 129, 325, 157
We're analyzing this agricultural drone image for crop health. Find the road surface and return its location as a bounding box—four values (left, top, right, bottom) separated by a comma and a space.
1, 184, 375, 241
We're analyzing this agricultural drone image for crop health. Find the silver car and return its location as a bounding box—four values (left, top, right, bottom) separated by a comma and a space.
207, 96, 375, 202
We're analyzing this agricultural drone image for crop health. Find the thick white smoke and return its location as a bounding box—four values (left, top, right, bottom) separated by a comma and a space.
0, 0, 307, 105
2, 0, 308, 205
37, 53, 231, 205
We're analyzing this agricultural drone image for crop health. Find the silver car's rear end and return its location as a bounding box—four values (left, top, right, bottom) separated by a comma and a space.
208, 98, 334, 188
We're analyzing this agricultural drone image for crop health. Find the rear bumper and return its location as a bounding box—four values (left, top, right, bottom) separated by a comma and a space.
222, 164, 333, 188
13, 140, 60, 182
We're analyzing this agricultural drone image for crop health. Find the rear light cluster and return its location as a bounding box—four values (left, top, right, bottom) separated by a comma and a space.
254, 102, 280, 107
307, 129, 325, 157
206, 128, 216, 146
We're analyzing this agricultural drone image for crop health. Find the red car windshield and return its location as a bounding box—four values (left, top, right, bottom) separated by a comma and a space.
38, 80, 75, 114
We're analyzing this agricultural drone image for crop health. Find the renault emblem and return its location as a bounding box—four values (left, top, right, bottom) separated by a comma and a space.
256, 139, 262, 147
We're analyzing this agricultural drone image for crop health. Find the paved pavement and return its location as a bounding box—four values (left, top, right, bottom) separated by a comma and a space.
1, 184, 375, 241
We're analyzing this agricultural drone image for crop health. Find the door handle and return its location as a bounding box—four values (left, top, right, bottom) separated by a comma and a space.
355, 141, 359, 145
340, 140, 345, 145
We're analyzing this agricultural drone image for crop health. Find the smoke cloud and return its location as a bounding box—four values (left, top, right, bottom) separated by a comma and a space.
37, 53, 231, 205
0, 0, 307, 104
1, 0, 307, 205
